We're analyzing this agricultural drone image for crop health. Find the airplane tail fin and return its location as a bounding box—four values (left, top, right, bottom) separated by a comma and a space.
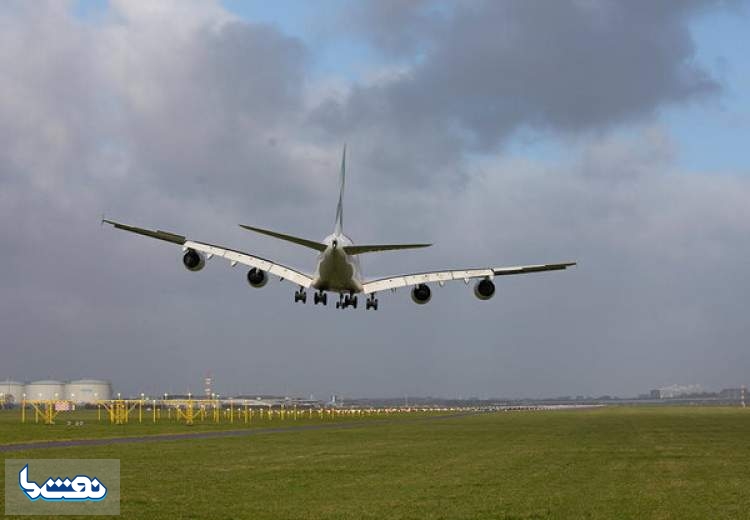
334, 145, 346, 235
238, 224, 327, 252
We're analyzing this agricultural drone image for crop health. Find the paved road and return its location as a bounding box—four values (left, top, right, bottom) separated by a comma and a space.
0, 412, 478, 453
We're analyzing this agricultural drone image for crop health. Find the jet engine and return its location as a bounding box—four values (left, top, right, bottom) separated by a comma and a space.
182, 249, 205, 272
474, 278, 496, 300
246, 268, 268, 288
411, 284, 432, 305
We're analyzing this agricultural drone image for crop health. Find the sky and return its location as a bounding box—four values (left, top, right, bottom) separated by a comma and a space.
1, 0, 749, 399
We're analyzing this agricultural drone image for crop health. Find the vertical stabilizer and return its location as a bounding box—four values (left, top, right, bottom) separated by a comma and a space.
334, 145, 346, 235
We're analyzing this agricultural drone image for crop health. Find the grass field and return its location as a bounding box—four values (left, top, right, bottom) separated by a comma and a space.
2, 406, 750, 519
0, 407, 431, 444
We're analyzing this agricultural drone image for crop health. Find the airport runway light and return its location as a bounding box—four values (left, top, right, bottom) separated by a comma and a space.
117, 392, 121, 399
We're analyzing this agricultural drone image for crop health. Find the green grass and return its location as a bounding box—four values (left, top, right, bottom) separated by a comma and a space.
0, 408, 433, 444
3, 406, 750, 519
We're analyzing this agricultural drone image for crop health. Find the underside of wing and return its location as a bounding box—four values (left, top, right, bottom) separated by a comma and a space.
103, 219, 313, 288
362, 262, 576, 294
185, 240, 313, 288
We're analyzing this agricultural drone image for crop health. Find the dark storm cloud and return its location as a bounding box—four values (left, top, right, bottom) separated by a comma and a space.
113, 21, 310, 203
1, 1, 747, 400
316, 0, 721, 152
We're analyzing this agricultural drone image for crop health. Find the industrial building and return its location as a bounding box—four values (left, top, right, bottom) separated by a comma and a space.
65, 379, 112, 403
24, 380, 66, 401
0, 379, 112, 405
0, 380, 25, 405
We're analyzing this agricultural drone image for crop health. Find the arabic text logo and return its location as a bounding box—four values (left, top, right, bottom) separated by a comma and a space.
18, 464, 108, 502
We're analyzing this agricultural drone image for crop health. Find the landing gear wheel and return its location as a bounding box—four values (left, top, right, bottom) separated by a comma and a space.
350, 296, 358, 309
294, 289, 307, 303
314, 291, 328, 306
366, 296, 378, 310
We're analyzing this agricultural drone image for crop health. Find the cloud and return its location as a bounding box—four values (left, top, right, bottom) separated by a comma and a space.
317, 0, 722, 154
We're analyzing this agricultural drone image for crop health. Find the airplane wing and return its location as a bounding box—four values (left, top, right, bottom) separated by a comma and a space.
103, 219, 314, 288
361, 262, 576, 294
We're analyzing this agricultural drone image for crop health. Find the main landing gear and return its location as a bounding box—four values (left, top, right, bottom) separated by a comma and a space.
300, 290, 378, 310
336, 293, 358, 309
313, 290, 328, 306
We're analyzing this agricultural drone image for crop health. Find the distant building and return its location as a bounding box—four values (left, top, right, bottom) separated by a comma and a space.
650, 389, 662, 399
66, 380, 112, 404
0, 380, 25, 405
651, 384, 705, 399
719, 388, 742, 400
2, 379, 112, 404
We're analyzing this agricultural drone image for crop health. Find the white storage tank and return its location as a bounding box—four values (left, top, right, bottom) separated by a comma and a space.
0, 380, 25, 405
66, 379, 112, 404
25, 380, 66, 401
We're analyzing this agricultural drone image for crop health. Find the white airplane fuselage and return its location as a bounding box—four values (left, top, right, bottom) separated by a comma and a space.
312, 233, 363, 293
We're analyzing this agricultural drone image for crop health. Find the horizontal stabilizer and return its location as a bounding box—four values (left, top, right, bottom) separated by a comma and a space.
343, 243, 432, 255
239, 224, 327, 252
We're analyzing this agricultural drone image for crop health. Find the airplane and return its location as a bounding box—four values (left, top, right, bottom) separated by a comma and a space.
103, 147, 575, 310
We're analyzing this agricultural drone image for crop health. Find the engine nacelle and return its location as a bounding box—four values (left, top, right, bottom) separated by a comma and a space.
182, 249, 205, 272
246, 268, 268, 288
411, 284, 432, 305
474, 278, 496, 300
